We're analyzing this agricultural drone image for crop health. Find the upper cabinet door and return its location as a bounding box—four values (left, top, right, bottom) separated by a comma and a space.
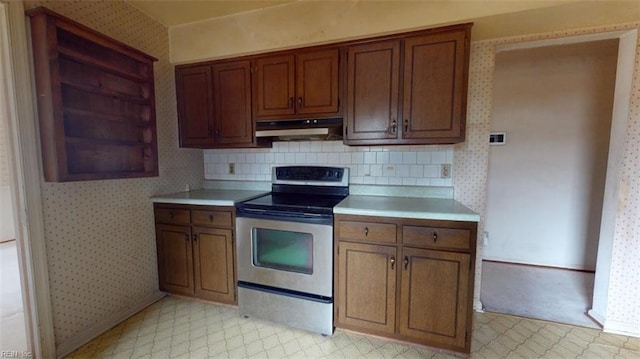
402, 29, 468, 142
254, 55, 295, 117
296, 49, 340, 115
212, 60, 254, 146
176, 65, 214, 147
345, 40, 400, 142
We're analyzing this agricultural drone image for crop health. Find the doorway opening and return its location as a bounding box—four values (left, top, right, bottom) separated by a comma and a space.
481, 32, 633, 329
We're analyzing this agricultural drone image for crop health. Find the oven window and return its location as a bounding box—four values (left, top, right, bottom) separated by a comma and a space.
252, 228, 313, 274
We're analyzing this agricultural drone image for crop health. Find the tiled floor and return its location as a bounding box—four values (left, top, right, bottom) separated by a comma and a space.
66, 296, 640, 358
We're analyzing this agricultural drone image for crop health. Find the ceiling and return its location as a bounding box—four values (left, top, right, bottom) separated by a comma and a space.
126, 0, 296, 27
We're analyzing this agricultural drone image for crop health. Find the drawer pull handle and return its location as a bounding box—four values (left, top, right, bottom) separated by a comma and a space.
298, 96, 303, 107
404, 118, 409, 132
433, 232, 438, 242
404, 256, 409, 270
193, 234, 198, 242
209, 214, 214, 222
364, 227, 369, 236
390, 256, 396, 270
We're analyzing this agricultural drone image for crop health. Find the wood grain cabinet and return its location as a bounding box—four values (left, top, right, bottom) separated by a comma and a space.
335, 214, 477, 354
254, 48, 340, 119
26, 7, 159, 181
154, 204, 236, 304
176, 60, 254, 148
344, 24, 471, 145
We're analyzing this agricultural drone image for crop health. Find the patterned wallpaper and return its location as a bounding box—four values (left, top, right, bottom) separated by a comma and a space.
472, 23, 640, 332
18, 0, 640, 351
204, 142, 454, 187
23, 0, 203, 348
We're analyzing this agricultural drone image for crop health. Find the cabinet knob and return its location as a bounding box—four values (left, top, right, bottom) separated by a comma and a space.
433, 232, 438, 242
364, 227, 369, 236
298, 97, 303, 107
209, 214, 214, 222
404, 256, 409, 270
169, 211, 174, 220
390, 256, 396, 270
390, 119, 397, 134
193, 234, 198, 242
184, 234, 189, 242
288, 97, 294, 108
404, 119, 409, 132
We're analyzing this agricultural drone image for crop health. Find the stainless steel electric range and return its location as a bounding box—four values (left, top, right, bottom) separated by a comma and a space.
235, 166, 349, 336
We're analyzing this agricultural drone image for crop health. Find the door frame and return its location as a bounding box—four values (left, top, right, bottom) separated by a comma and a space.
0, 2, 56, 358
490, 29, 638, 331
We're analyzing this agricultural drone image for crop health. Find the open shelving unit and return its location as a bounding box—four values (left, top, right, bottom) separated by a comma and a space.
26, 7, 158, 181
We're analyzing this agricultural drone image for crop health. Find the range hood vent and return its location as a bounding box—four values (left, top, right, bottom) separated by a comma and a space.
255, 118, 343, 141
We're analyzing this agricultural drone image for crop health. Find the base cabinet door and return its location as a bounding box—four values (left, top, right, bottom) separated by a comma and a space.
193, 226, 235, 304
156, 224, 194, 296
399, 247, 470, 351
337, 242, 397, 334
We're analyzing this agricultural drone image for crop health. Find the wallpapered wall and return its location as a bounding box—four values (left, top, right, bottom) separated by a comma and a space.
473, 24, 640, 332
19, 0, 640, 351
204, 22, 640, 332
23, 0, 203, 349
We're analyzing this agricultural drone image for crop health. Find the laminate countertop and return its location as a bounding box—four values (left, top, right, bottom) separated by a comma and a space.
334, 195, 480, 222
151, 189, 267, 207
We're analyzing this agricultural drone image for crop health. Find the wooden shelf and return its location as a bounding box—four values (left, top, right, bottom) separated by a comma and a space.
27, 6, 158, 182
58, 47, 148, 83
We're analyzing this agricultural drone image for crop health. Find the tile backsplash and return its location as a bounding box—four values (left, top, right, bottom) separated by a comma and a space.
204, 141, 453, 186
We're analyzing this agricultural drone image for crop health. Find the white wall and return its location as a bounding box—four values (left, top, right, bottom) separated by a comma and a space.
484, 40, 618, 270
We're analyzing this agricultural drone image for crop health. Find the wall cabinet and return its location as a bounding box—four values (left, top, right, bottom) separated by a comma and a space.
254, 48, 340, 119
154, 204, 236, 304
335, 214, 477, 354
176, 60, 254, 148
27, 7, 159, 181
344, 24, 471, 145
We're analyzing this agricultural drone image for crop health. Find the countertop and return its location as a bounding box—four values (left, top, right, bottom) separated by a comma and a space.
151, 189, 267, 206
151, 188, 479, 222
334, 195, 480, 222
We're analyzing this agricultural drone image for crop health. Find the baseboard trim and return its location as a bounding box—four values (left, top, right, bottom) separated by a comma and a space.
587, 309, 605, 327
604, 319, 640, 338
482, 259, 596, 273
56, 291, 166, 358
474, 299, 484, 312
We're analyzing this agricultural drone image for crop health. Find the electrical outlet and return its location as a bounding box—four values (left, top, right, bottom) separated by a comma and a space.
441, 164, 451, 178
229, 163, 235, 175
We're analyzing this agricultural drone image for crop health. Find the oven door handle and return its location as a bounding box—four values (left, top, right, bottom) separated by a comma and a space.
236, 207, 333, 225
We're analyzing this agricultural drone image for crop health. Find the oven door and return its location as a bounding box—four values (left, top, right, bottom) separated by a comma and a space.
236, 216, 333, 297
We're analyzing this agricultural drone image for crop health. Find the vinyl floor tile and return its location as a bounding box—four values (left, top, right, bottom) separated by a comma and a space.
65, 296, 640, 359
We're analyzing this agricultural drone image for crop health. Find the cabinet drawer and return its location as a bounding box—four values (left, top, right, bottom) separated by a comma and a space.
155, 208, 190, 225
338, 221, 397, 243
192, 210, 232, 228
403, 226, 470, 250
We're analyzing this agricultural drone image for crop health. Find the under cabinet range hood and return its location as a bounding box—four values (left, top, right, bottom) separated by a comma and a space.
255, 118, 343, 141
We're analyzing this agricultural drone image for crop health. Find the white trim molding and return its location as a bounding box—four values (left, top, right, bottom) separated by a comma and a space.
604, 319, 640, 338
0, 2, 55, 358
56, 292, 166, 358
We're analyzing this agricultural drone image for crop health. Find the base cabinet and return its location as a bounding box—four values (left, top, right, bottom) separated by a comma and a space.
156, 224, 193, 296
337, 242, 397, 334
154, 204, 236, 304
335, 214, 476, 354
399, 248, 470, 349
